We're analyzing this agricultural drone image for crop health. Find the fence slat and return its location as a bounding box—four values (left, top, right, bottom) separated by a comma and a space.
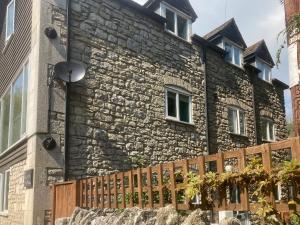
169, 162, 177, 210
239, 148, 249, 211
147, 167, 153, 208
158, 164, 164, 207
129, 170, 134, 207
137, 168, 143, 208
100, 176, 104, 209
113, 174, 118, 208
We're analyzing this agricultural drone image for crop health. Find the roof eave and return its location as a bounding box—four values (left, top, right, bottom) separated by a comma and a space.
272, 79, 289, 90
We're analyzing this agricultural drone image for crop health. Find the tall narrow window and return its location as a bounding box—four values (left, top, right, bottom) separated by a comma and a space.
5, 0, 15, 41
166, 87, 192, 123
177, 15, 187, 40
0, 170, 10, 212
0, 63, 29, 153
0, 90, 11, 152
166, 9, 175, 33
228, 107, 246, 135
261, 118, 275, 142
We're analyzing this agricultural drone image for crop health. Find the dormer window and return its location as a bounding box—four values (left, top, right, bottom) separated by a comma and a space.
223, 41, 243, 67
158, 3, 192, 41
256, 59, 272, 82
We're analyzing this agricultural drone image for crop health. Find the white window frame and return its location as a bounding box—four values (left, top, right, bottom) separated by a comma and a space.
228, 106, 246, 135
0, 61, 29, 154
159, 2, 192, 41
5, 0, 15, 42
220, 38, 244, 68
255, 58, 272, 83
165, 86, 193, 124
261, 118, 276, 142
0, 169, 10, 213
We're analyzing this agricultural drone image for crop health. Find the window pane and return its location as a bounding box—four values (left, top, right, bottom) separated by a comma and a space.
6, 0, 15, 39
0, 90, 11, 152
257, 61, 264, 80
11, 74, 23, 144
0, 174, 3, 212
261, 120, 268, 140
166, 9, 175, 32
234, 47, 241, 66
179, 94, 190, 122
228, 108, 237, 133
177, 15, 187, 39
239, 111, 245, 135
4, 171, 9, 211
225, 43, 232, 62
269, 122, 274, 141
21, 64, 28, 135
167, 91, 176, 118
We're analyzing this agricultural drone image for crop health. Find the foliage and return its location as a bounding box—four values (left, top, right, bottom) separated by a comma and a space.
289, 212, 300, 225
184, 157, 300, 223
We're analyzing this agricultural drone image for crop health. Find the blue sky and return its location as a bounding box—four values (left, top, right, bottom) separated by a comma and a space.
133, 0, 292, 121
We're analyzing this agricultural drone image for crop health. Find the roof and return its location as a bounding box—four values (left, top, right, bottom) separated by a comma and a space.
244, 40, 275, 67
204, 18, 247, 49
144, 0, 198, 22
272, 78, 289, 90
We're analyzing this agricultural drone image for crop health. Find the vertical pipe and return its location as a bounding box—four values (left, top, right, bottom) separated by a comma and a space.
64, 0, 71, 181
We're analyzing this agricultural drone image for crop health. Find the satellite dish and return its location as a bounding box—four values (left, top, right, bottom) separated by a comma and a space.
54, 61, 86, 83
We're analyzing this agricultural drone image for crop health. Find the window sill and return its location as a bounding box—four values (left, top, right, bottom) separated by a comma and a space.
258, 78, 273, 86
0, 136, 28, 159
229, 132, 249, 139
262, 139, 276, 143
165, 117, 195, 126
224, 60, 245, 71
0, 211, 8, 217
2, 33, 14, 54
164, 30, 192, 45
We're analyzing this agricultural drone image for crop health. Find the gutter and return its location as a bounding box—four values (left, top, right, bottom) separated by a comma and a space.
202, 45, 211, 155
64, 0, 71, 181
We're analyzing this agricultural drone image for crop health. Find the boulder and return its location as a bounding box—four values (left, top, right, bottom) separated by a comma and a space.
219, 217, 241, 225
182, 209, 210, 225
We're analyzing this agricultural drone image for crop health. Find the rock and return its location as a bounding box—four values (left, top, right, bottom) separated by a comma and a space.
219, 217, 241, 225
155, 205, 181, 225
55, 218, 70, 225
182, 209, 210, 225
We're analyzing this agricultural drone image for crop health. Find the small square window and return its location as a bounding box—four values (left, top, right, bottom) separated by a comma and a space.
6, 0, 15, 41
166, 88, 192, 123
228, 107, 246, 135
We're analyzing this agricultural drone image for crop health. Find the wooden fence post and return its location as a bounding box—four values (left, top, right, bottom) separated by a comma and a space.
147, 167, 153, 208
137, 168, 143, 208
169, 162, 177, 210
217, 152, 226, 210
262, 144, 275, 207
239, 149, 249, 211
292, 137, 300, 162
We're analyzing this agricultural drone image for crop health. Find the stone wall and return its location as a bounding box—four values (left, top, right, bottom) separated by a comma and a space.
67, 0, 207, 178
206, 49, 257, 153
253, 79, 288, 144
0, 160, 26, 225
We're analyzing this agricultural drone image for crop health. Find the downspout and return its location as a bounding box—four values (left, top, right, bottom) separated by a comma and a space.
251, 77, 259, 145
64, 0, 71, 181
202, 45, 211, 155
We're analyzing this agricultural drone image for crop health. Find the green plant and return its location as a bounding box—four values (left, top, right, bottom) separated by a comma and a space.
289, 212, 300, 225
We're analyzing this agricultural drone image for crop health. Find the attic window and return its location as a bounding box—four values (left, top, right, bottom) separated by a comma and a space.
256, 59, 272, 82
160, 4, 191, 41
224, 42, 243, 67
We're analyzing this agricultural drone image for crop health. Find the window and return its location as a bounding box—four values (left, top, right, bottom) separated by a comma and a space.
224, 42, 242, 67
165, 87, 192, 123
261, 118, 275, 142
0, 63, 29, 153
228, 107, 246, 135
256, 59, 272, 82
161, 4, 191, 41
5, 0, 15, 41
0, 170, 10, 212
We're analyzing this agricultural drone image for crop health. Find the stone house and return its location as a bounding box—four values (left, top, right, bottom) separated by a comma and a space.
0, 0, 288, 224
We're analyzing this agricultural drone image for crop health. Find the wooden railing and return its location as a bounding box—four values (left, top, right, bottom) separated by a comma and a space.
52, 137, 300, 221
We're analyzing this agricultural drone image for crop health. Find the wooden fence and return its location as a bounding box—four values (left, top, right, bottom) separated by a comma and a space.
52, 137, 300, 222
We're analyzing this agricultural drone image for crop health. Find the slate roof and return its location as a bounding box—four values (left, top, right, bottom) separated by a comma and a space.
144, 0, 198, 22
204, 18, 247, 49
244, 40, 275, 67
